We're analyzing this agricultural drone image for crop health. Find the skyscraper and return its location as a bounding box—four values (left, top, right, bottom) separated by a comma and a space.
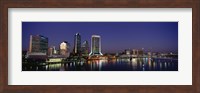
29, 35, 48, 54
89, 35, 103, 56
81, 40, 89, 56
60, 41, 70, 58
73, 33, 81, 55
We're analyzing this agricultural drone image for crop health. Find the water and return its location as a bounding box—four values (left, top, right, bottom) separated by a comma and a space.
22, 57, 178, 71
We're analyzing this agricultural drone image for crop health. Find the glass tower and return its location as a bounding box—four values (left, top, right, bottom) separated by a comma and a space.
89, 35, 103, 56
82, 40, 89, 56
29, 35, 48, 53
73, 33, 81, 55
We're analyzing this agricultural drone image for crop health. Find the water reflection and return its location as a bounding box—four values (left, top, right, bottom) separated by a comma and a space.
23, 57, 178, 71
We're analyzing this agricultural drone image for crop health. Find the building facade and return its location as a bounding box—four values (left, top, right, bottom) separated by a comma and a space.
89, 35, 103, 56
60, 41, 70, 58
73, 33, 81, 55
81, 40, 89, 56
29, 35, 48, 54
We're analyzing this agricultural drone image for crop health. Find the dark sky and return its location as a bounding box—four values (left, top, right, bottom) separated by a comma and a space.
22, 22, 178, 53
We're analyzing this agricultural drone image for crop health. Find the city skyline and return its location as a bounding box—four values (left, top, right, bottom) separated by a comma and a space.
22, 22, 178, 53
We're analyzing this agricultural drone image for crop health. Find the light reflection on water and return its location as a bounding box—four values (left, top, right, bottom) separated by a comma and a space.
23, 58, 178, 71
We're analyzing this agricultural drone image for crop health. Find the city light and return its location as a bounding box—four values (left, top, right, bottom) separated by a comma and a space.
22, 22, 178, 71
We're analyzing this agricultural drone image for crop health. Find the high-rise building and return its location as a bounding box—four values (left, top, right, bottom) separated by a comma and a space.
73, 33, 81, 55
81, 40, 89, 56
29, 35, 48, 54
60, 41, 70, 58
89, 35, 103, 56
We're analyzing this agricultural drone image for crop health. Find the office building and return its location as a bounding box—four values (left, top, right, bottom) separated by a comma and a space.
60, 41, 70, 58
89, 35, 103, 56
73, 33, 81, 55
81, 40, 89, 56
29, 35, 48, 54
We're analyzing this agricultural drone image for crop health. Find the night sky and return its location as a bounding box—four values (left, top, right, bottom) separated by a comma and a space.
22, 22, 178, 53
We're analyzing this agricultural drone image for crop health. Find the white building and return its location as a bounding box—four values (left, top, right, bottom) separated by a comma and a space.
89, 35, 103, 56
60, 41, 70, 58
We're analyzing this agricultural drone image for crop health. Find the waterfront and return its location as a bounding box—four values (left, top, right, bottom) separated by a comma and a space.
22, 22, 178, 71
22, 57, 178, 71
